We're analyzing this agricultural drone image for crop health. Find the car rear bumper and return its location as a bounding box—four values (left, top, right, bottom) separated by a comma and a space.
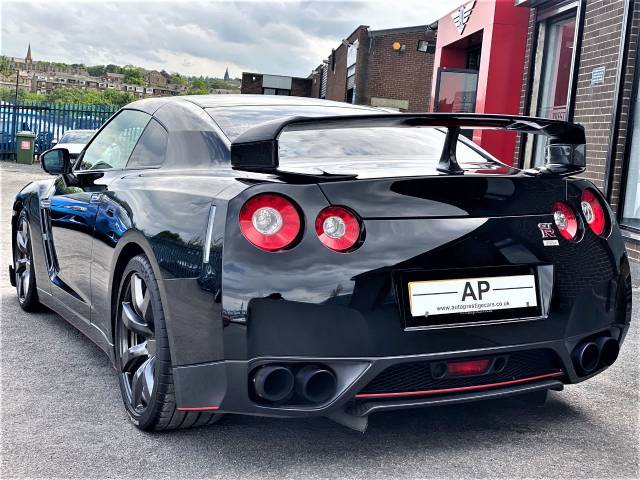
172, 323, 627, 419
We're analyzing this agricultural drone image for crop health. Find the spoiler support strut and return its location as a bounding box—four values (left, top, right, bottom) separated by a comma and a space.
437, 126, 463, 175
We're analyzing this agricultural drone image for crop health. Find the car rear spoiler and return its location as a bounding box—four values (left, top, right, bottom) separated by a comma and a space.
229, 113, 586, 177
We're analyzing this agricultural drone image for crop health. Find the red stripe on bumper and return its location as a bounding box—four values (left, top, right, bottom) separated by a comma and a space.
176, 406, 220, 411
354, 371, 564, 399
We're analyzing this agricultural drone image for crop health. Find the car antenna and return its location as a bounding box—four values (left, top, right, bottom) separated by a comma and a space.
437, 126, 464, 175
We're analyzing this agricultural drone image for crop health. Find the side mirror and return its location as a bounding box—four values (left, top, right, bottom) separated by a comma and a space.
41, 148, 72, 175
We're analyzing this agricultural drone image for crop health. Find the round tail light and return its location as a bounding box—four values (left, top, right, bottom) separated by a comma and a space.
552, 201, 579, 241
239, 194, 301, 252
315, 206, 362, 252
581, 189, 607, 236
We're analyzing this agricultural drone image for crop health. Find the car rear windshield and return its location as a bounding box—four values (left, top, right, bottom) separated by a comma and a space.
206, 106, 499, 169
60, 130, 95, 143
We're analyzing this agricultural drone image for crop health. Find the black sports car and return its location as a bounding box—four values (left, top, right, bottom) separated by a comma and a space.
10, 95, 631, 432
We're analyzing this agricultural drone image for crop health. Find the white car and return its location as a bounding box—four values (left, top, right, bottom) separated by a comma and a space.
54, 129, 96, 159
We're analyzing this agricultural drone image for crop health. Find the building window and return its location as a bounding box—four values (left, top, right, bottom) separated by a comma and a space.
434, 69, 478, 113
539, 16, 575, 120
621, 59, 640, 230
528, 6, 579, 166
263, 88, 290, 95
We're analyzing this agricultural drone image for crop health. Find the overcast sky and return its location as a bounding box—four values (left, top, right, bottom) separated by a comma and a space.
1, 0, 462, 78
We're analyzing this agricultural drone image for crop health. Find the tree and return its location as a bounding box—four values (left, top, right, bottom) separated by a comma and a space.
87, 65, 106, 77
0, 87, 46, 102
187, 78, 208, 95
100, 89, 136, 107
169, 73, 187, 86
208, 78, 239, 90
105, 64, 123, 73
122, 65, 145, 85
46, 87, 103, 104
37, 86, 134, 107
0, 56, 14, 76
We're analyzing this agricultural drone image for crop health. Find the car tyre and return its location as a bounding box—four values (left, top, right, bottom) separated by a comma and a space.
14, 210, 42, 312
115, 254, 222, 431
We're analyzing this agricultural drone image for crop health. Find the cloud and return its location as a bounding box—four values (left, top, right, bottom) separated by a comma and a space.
1, 0, 462, 78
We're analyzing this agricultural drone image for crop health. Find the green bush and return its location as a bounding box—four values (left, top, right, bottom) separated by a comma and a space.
0, 86, 135, 107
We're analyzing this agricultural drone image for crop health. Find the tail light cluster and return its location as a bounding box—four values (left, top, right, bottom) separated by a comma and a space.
239, 193, 363, 253
552, 189, 609, 242
315, 206, 361, 252
580, 189, 607, 236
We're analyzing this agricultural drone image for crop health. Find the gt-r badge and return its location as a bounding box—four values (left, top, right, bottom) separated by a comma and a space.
538, 222, 559, 246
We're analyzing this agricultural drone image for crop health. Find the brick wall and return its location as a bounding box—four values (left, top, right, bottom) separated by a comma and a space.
572, 0, 625, 190
324, 25, 435, 111
518, 0, 640, 260
354, 27, 371, 106
514, 8, 537, 162
607, 2, 640, 260
291, 77, 312, 97
241, 72, 313, 97
325, 26, 368, 103
240, 72, 262, 94
326, 45, 347, 102
607, 4, 639, 211
366, 30, 436, 112
310, 69, 321, 98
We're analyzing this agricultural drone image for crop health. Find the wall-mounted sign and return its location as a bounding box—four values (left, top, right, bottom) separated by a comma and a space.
452, 0, 476, 35
263, 74, 292, 90
417, 40, 435, 53
591, 66, 605, 86
347, 39, 359, 68
370, 97, 409, 111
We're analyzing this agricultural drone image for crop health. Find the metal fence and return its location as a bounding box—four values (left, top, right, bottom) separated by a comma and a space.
0, 101, 119, 159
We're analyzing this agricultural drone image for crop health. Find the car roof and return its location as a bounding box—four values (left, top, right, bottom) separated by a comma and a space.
61, 129, 97, 135
127, 94, 378, 113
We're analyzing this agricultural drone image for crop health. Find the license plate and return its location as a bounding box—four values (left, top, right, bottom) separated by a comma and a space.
408, 274, 537, 317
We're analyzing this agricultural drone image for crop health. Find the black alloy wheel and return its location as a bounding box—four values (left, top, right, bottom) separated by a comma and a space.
117, 270, 157, 415
14, 211, 41, 311
115, 254, 222, 430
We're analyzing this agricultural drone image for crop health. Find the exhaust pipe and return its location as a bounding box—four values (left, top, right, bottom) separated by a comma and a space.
295, 365, 337, 403
596, 336, 619, 367
572, 341, 600, 375
252, 365, 294, 402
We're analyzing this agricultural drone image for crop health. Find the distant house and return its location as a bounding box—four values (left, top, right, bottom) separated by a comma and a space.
106, 72, 125, 83
145, 70, 167, 87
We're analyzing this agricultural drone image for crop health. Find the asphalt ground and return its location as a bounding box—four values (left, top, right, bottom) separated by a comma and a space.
0, 161, 638, 479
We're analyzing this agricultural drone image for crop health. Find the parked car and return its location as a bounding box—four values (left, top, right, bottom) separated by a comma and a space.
53, 129, 97, 160
10, 95, 631, 432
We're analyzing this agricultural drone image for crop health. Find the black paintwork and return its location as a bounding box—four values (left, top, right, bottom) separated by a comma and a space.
10, 95, 631, 421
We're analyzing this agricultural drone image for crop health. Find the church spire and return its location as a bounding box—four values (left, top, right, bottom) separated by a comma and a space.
25, 43, 32, 63
224, 67, 229, 82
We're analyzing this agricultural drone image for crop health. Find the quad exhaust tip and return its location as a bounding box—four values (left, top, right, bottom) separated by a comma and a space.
296, 365, 337, 403
252, 365, 294, 402
252, 364, 337, 404
572, 336, 620, 375
596, 336, 619, 367
573, 341, 600, 374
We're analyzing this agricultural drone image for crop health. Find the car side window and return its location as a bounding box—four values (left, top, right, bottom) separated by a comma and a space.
126, 119, 168, 169
78, 110, 151, 171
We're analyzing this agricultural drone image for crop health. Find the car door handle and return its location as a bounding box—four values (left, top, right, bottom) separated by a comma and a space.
105, 208, 115, 217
